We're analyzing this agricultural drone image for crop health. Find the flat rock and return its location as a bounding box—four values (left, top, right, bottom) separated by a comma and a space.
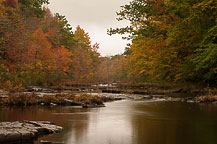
0, 121, 63, 143
40, 140, 64, 144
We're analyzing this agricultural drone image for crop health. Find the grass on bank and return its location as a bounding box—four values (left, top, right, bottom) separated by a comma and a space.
0, 93, 114, 106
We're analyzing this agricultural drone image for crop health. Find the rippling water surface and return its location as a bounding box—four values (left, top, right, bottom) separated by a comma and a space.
1, 94, 217, 144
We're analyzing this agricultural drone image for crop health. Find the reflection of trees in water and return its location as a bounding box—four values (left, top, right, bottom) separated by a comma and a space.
0, 106, 44, 122
64, 108, 101, 144
0, 107, 7, 121
63, 109, 90, 143
130, 102, 217, 144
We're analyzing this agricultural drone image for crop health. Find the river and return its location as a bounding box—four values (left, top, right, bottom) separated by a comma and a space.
1, 94, 217, 144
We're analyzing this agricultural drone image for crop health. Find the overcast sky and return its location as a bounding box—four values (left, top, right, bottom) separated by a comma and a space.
48, 0, 130, 56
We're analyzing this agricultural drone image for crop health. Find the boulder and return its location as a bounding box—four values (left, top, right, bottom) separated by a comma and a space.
40, 140, 64, 144
143, 95, 153, 100
50, 103, 57, 106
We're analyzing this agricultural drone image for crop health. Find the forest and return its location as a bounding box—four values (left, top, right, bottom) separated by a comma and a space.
0, 0, 217, 89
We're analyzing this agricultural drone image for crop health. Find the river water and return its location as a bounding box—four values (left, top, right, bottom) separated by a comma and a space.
1, 95, 217, 144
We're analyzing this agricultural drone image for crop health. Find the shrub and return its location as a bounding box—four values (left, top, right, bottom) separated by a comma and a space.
6, 93, 38, 106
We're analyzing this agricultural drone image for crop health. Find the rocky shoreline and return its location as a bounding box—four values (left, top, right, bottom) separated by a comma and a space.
0, 89, 117, 108
0, 121, 63, 144
1, 85, 217, 107
140, 94, 217, 104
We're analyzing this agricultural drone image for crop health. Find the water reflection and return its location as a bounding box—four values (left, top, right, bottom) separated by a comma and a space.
130, 101, 217, 144
1, 100, 217, 144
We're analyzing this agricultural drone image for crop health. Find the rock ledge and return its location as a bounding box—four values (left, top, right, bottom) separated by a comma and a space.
0, 121, 63, 143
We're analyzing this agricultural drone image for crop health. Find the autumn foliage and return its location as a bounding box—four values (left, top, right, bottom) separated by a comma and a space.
0, 0, 100, 87
109, 0, 217, 84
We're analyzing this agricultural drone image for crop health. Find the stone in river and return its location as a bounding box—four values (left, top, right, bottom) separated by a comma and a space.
0, 121, 63, 143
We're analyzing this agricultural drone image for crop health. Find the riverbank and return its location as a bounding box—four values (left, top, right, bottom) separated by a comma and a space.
0, 89, 117, 108
1, 82, 217, 107
52, 82, 212, 95
116, 83, 217, 103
